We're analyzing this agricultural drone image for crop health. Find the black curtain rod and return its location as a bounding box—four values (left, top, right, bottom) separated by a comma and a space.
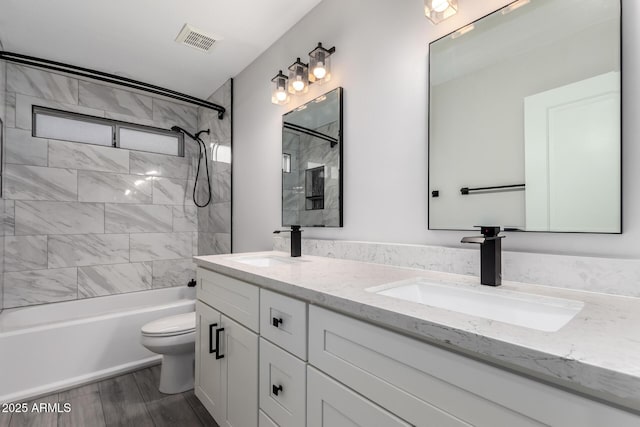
283, 122, 338, 147
0, 51, 225, 119
460, 184, 525, 195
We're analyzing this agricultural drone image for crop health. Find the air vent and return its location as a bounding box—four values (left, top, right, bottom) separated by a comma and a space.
175, 24, 218, 52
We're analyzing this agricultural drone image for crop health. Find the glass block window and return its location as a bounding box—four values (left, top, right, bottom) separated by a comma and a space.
33, 106, 184, 156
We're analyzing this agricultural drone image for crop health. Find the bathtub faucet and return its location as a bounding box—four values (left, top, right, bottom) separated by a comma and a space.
187, 279, 196, 287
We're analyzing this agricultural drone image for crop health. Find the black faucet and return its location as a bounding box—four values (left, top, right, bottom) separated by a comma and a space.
273, 225, 302, 257
461, 226, 505, 286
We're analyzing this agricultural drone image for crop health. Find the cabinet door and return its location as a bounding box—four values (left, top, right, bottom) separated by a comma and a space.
307, 366, 410, 427
221, 314, 259, 427
195, 301, 224, 421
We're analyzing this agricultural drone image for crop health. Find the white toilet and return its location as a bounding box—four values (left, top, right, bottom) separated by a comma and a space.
140, 311, 196, 394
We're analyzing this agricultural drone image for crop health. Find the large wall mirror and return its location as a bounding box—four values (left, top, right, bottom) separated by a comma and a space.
282, 87, 343, 227
428, 0, 621, 233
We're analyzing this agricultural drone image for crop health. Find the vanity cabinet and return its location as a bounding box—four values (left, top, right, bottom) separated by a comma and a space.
195, 265, 640, 427
308, 305, 640, 427
258, 289, 308, 426
195, 269, 259, 427
306, 366, 410, 427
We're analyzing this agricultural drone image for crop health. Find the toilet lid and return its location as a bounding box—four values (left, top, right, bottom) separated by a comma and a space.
142, 312, 196, 337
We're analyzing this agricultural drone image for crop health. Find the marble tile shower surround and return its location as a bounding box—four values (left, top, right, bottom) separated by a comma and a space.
1, 63, 232, 308
273, 236, 640, 298
196, 79, 232, 256
0, 49, 6, 312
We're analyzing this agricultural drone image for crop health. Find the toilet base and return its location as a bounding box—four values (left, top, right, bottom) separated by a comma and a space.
159, 352, 195, 394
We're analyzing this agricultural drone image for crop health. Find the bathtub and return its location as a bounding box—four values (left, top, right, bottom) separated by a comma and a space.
0, 286, 195, 403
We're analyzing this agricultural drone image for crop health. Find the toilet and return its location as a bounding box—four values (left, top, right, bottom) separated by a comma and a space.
140, 311, 196, 394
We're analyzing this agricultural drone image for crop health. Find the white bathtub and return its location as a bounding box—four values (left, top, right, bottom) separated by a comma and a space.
0, 287, 195, 403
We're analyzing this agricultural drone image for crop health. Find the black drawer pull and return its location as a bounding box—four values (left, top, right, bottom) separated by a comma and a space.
272, 317, 283, 328
215, 327, 225, 360
208, 323, 218, 354
272, 384, 283, 396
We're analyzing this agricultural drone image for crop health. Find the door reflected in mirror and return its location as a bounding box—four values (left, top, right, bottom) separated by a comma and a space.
428, 0, 621, 233
282, 87, 343, 227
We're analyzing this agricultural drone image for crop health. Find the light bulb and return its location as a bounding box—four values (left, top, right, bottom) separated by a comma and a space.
276, 89, 287, 102
431, 0, 450, 12
292, 79, 305, 91
313, 62, 327, 79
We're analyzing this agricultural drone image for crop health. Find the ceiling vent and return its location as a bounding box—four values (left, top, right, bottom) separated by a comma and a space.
175, 24, 218, 52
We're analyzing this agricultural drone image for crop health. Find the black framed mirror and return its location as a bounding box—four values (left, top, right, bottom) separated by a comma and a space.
428, 0, 621, 233
282, 87, 343, 227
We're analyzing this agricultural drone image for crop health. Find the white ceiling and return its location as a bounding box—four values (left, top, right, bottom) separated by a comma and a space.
0, 0, 323, 99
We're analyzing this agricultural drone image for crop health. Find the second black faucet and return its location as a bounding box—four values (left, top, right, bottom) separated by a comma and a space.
273, 225, 302, 257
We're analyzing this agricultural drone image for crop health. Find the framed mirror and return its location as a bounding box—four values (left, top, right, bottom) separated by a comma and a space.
282, 87, 343, 227
428, 0, 621, 233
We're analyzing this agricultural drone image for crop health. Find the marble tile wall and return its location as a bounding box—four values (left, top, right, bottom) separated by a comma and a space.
197, 79, 232, 256
1, 63, 229, 308
1, 53, 6, 310
273, 236, 640, 298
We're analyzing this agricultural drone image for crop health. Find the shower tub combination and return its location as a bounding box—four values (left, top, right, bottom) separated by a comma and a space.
0, 287, 195, 403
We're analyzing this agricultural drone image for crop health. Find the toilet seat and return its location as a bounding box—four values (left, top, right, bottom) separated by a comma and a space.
142, 312, 196, 337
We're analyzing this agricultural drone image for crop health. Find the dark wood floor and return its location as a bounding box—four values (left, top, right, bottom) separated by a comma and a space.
0, 365, 219, 427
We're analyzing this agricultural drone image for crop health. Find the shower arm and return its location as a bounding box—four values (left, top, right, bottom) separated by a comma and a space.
170, 126, 210, 143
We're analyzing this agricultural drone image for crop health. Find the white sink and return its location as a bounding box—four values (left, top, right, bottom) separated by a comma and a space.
230, 255, 306, 267
368, 278, 584, 332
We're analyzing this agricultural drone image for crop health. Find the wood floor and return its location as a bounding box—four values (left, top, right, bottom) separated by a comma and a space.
0, 365, 219, 427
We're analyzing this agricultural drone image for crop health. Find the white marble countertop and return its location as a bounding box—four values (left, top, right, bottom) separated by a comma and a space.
194, 251, 640, 412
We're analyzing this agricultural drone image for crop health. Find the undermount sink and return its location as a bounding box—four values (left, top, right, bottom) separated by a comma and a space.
368, 278, 584, 332
230, 255, 306, 267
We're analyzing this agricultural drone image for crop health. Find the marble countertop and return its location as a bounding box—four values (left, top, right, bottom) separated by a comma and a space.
194, 251, 640, 411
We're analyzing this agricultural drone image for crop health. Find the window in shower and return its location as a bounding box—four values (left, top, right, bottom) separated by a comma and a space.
33, 106, 184, 156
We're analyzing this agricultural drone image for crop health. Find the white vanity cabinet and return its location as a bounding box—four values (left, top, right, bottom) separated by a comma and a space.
258, 289, 308, 427
308, 305, 640, 427
195, 268, 260, 427
195, 264, 640, 427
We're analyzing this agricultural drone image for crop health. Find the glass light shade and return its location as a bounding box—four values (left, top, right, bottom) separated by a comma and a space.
288, 58, 309, 94
424, 0, 458, 24
308, 42, 334, 84
271, 70, 290, 105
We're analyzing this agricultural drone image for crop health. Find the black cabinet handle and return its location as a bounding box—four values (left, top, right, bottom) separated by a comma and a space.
208, 323, 218, 354
272, 384, 283, 396
272, 317, 283, 328
215, 327, 225, 360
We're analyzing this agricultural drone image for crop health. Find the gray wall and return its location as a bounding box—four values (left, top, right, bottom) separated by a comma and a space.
1, 63, 231, 308
233, 0, 640, 262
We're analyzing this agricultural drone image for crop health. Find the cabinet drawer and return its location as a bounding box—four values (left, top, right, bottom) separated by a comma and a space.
259, 338, 306, 427
309, 305, 640, 427
307, 366, 410, 427
260, 289, 308, 360
259, 410, 278, 427
197, 267, 260, 332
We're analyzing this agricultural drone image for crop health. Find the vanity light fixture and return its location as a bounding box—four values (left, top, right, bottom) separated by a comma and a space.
288, 57, 309, 94
271, 70, 290, 105
271, 42, 336, 104
308, 42, 336, 84
424, 0, 458, 24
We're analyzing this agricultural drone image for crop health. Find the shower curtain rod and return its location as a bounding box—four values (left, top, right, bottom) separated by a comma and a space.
0, 51, 226, 119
